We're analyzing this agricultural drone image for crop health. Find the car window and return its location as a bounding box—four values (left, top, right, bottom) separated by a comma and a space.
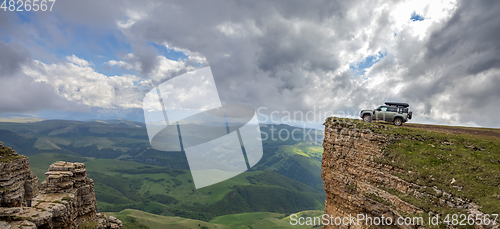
387, 107, 397, 112
380, 107, 387, 111
402, 108, 408, 113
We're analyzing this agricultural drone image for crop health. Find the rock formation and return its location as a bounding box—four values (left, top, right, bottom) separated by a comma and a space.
321, 118, 491, 229
0, 144, 39, 208
0, 143, 122, 229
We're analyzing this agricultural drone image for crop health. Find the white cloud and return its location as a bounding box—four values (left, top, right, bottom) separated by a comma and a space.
107, 59, 135, 69
66, 55, 92, 67
24, 57, 144, 108
21, 54, 202, 110
217, 22, 247, 37
107, 52, 197, 82
217, 20, 263, 38
149, 56, 192, 81
117, 9, 147, 29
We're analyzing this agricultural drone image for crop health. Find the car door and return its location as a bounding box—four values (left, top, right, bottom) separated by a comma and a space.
385, 107, 398, 122
374, 106, 388, 121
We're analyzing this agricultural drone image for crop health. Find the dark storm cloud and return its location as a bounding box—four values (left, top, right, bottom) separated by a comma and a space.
120, 0, 381, 116
0, 41, 29, 77
255, 23, 340, 73
391, 0, 500, 126
426, 0, 500, 75
46, 0, 130, 27
0, 76, 89, 113
132, 44, 159, 76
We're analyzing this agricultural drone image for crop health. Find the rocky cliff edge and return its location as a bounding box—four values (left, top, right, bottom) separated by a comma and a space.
322, 118, 496, 229
0, 143, 122, 229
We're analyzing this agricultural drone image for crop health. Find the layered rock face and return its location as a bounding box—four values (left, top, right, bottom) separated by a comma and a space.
322, 119, 414, 229
321, 118, 490, 229
0, 144, 121, 229
1, 143, 39, 208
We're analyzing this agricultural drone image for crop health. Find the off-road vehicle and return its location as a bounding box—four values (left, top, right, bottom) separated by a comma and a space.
360, 102, 412, 126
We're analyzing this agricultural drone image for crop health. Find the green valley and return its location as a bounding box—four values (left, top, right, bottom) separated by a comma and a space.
0, 120, 325, 228
105, 209, 324, 229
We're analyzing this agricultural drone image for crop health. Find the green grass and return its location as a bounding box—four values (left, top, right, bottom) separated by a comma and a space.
211, 210, 324, 228
282, 144, 322, 158
407, 122, 500, 134
71, 136, 115, 148
0, 145, 25, 162
200, 185, 323, 217
280, 210, 325, 226
78, 221, 98, 229
210, 212, 286, 228
0, 154, 24, 163
106, 209, 230, 229
106, 209, 324, 229
379, 129, 500, 215
34, 137, 63, 150
255, 142, 324, 190
82, 158, 261, 206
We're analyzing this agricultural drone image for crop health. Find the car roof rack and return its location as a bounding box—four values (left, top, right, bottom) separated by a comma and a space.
385, 102, 409, 108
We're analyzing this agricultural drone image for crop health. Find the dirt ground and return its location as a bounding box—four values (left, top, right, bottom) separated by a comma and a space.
366, 120, 500, 140
380, 121, 500, 140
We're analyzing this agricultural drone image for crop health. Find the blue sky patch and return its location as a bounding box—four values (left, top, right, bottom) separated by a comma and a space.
410, 12, 425, 22
350, 52, 387, 76
148, 42, 188, 61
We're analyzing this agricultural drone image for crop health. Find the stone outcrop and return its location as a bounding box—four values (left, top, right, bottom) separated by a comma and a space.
321, 118, 492, 229
0, 143, 122, 229
0, 144, 39, 208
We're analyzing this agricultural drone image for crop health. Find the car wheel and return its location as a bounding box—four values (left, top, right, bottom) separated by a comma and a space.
363, 114, 372, 123
394, 118, 403, 126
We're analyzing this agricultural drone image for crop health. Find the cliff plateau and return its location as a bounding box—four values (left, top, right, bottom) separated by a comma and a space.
322, 118, 498, 229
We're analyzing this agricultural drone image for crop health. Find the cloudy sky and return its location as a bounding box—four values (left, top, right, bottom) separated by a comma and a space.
0, 0, 499, 127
